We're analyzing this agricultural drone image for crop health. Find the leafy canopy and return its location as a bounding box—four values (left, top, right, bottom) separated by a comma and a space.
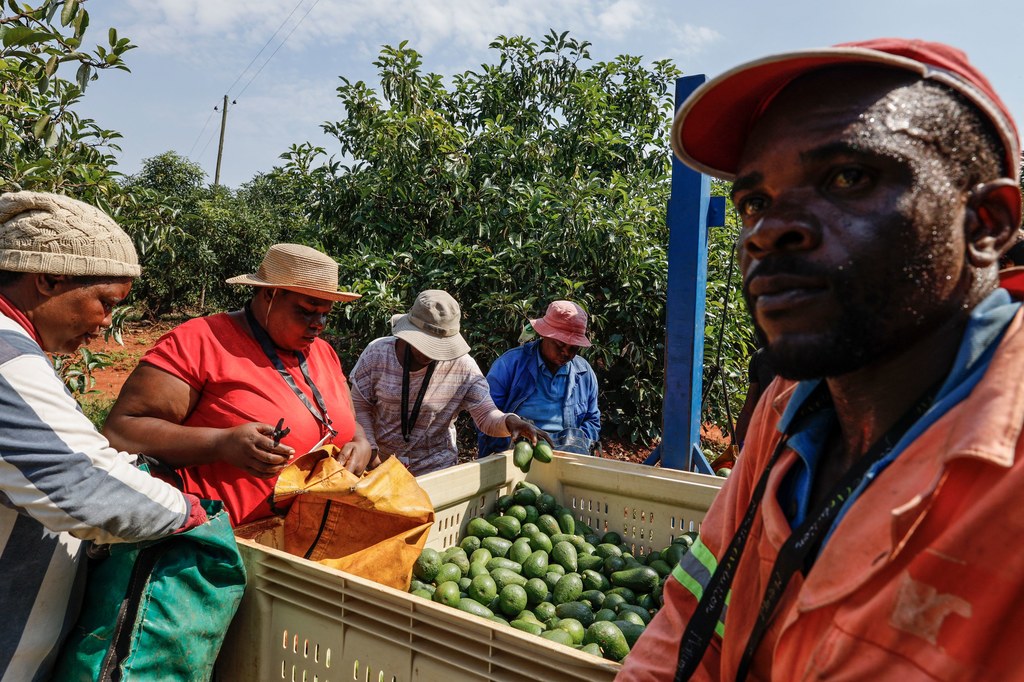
1, 0, 135, 206
282, 30, 753, 443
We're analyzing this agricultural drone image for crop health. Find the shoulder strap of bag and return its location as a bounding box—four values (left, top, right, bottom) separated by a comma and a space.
674, 381, 937, 682
400, 342, 436, 442
244, 302, 336, 438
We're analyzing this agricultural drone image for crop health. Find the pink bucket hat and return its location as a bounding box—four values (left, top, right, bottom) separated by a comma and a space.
530, 301, 591, 347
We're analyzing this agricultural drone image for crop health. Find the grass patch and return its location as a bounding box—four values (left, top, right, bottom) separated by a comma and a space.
80, 395, 116, 430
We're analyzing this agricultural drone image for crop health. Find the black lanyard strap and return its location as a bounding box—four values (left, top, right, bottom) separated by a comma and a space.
674, 382, 937, 682
733, 383, 936, 681
244, 302, 336, 438
400, 342, 436, 442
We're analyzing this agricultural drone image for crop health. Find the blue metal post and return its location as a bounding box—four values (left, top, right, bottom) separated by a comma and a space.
657, 73, 723, 472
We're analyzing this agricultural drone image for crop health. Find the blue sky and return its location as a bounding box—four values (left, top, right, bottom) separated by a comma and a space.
78, 0, 1024, 188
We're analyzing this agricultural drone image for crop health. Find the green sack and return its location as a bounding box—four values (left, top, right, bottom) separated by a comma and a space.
53, 498, 246, 681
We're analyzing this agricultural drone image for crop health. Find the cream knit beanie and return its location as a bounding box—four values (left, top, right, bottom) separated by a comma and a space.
0, 191, 141, 277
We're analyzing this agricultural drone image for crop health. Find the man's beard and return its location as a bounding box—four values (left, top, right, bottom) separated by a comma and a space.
744, 255, 961, 382
758, 317, 885, 380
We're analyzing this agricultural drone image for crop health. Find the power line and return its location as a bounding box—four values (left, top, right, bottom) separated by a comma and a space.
224, 0, 308, 99
186, 0, 312, 162
235, 0, 323, 100
187, 0, 323, 179
187, 106, 217, 157
197, 121, 221, 164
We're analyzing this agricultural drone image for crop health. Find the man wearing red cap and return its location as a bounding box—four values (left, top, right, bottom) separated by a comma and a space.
618, 40, 1024, 680
479, 300, 601, 457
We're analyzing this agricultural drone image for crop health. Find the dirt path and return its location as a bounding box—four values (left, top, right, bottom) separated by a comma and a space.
87, 322, 175, 400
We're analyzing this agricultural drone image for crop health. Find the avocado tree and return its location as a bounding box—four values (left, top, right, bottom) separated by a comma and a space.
116, 151, 312, 317
0, 0, 135, 206
282, 31, 754, 444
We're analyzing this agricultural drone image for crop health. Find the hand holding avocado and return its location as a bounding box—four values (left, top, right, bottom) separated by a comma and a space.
511, 439, 555, 472
504, 415, 552, 448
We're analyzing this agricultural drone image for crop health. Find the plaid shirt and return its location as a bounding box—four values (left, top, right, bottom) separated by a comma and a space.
349, 337, 510, 475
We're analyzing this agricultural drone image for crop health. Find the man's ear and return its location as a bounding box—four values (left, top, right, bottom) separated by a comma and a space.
966, 178, 1023, 267
33, 273, 70, 298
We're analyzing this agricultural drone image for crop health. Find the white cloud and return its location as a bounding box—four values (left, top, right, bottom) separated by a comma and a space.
116, 0, 655, 60
596, 0, 647, 40
669, 22, 722, 56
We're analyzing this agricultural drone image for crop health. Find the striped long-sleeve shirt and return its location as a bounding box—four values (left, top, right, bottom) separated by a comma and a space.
0, 313, 189, 682
350, 336, 511, 475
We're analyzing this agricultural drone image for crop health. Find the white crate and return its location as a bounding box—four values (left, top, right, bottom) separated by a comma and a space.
421, 452, 722, 558
216, 452, 723, 682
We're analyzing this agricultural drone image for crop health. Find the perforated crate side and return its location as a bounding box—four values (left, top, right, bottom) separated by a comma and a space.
217, 453, 723, 681
217, 537, 621, 682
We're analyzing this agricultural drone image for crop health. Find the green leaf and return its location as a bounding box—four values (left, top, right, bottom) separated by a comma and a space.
61, 0, 79, 27
2, 26, 52, 48
44, 124, 59, 147
72, 5, 88, 37
32, 114, 50, 139
75, 61, 90, 91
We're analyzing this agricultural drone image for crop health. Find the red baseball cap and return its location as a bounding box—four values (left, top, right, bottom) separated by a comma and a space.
672, 38, 1021, 183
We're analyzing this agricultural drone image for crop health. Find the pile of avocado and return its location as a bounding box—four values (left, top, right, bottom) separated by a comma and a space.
409, 480, 697, 663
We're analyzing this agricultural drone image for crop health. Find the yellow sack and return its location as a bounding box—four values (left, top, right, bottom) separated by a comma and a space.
273, 446, 434, 590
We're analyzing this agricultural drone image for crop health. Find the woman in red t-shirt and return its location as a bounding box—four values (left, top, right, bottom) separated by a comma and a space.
104, 244, 372, 526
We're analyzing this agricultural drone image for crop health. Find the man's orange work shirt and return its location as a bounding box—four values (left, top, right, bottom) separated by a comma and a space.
619, 305, 1024, 681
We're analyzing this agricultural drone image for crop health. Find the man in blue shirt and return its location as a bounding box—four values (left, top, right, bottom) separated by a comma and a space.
478, 300, 600, 457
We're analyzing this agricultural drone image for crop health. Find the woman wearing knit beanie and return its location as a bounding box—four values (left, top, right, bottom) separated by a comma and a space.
0, 191, 207, 681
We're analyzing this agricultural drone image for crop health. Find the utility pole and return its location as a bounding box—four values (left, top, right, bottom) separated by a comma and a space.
214, 94, 229, 186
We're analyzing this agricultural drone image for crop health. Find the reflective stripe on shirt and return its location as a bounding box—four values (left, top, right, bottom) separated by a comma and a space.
672, 537, 728, 637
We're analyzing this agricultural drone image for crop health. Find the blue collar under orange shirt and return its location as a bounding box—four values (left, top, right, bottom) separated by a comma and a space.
775, 288, 1020, 544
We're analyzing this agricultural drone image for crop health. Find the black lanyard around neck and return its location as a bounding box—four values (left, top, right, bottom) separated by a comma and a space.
674, 381, 938, 682
400, 342, 436, 442
244, 302, 335, 438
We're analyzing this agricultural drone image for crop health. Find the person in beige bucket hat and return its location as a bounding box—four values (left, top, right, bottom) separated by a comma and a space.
105, 243, 372, 526
350, 289, 550, 475
479, 299, 601, 458
0, 191, 207, 680
390, 289, 471, 361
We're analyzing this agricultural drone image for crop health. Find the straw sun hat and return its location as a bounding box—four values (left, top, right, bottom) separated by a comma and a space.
390, 289, 470, 362
226, 243, 360, 302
